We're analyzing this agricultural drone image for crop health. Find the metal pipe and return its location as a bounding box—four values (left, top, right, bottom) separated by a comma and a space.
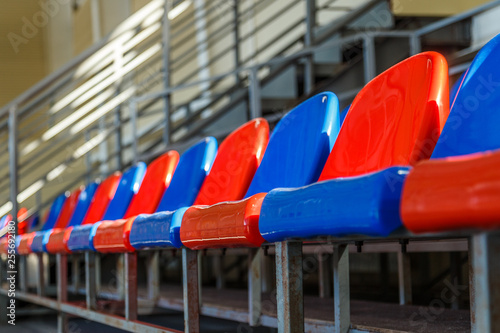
304, 0, 316, 95
162, 0, 172, 147
333, 244, 350, 333
57, 254, 68, 333
125, 252, 138, 321
249, 67, 262, 119
182, 248, 200, 332
363, 36, 376, 84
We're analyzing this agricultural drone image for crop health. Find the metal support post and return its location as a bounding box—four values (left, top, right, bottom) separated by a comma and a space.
124, 252, 138, 321
304, 0, 316, 94
363, 36, 376, 84
114, 107, 122, 170
469, 232, 500, 333
409, 34, 421, 55
129, 100, 138, 163
162, 0, 172, 146
72, 256, 79, 292
249, 67, 262, 119
276, 241, 304, 332
57, 254, 68, 333
248, 248, 262, 326
233, 0, 241, 82
213, 255, 225, 289
182, 248, 200, 333
333, 243, 350, 333
397, 252, 412, 305
19, 256, 27, 292
85, 252, 97, 310
147, 251, 160, 302
318, 253, 332, 298
117, 254, 125, 300
37, 253, 45, 296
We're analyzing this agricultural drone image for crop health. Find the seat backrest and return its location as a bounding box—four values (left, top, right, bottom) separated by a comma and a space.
245, 93, 339, 197
157, 137, 218, 212
81, 172, 121, 224
66, 182, 100, 227
432, 33, 500, 158
319, 51, 450, 181
194, 118, 269, 205
52, 188, 83, 229
124, 150, 179, 218
41, 193, 68, 231
101, 163, 147, 221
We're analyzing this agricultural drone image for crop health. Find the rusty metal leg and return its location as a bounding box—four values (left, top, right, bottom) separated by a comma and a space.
182, 248, 200, 333
248, 248, 262, 326
117, 254, 125, 300
57, 254, 68, 333
85, 252, 96, 310
37, 253, 45, 296
333, 243, 350, 333
276, 241, 304, 333
469, 232, 500, 333
318, 252, 332, 298
124, 252, 138, 321
397, 252, 412, 305
147, 251, 160, 303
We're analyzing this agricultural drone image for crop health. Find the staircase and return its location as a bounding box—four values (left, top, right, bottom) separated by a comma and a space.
1, 0, 499, 222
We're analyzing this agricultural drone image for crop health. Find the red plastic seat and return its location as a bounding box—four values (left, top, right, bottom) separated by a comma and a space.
92, 150, 179, 252
180, 118, 270, 249
45, 173, 122, 254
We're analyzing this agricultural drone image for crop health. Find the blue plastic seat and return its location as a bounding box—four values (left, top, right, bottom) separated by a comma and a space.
38, 182, 99, 252
66, 163, 146, 252
259, 52, 450, 241
129, 137, 217, 249
180, 92, 340, 249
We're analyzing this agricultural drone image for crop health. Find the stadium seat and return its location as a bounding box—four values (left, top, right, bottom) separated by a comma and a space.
31, 186, 89, 253
44, 173, 122, 253
91, 150, 180, 252
100, 118, 269, 252
129, 137, 217, 249
180, 92, 340, 249
259, 51, 450, 241
401, 34, 500, 233
17, 193, 68, 255
66, 163, 146, 252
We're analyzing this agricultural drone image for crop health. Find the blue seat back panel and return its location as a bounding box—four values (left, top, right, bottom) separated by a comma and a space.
432, 33, 500, 158
102, 162, 146, 220
156, 138, 217, 212
41, 193, 67, 231
130, 208, 188, 250
259, 167, 409, 242
245, 92, 340, 198
67, 182, 99, 227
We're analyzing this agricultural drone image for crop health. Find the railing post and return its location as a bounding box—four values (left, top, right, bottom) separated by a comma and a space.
233, 0, 241, 83
129, 99, 138, 163
304, 0, 316, 95
249, 67, 262, 119
363, 35, 376, 84
409, 34, 421, 55
162, 0, 172, 146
